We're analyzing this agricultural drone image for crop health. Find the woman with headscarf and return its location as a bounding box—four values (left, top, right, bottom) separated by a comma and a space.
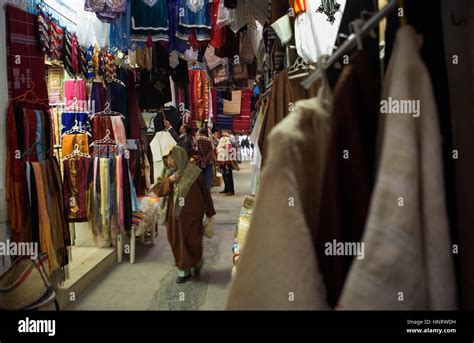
152, 146, 216, 283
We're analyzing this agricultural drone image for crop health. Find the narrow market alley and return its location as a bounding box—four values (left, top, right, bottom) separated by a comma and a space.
67, 162, 251, 310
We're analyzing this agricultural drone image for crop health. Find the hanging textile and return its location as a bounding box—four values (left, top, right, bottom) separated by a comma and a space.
31, 159, 71, 283
227, 75, 333, 310
109, 0, 131, 50
209, 0, 227, 49
290, 0, 307, 15
176, 0, 212, 42
6, 5, 48, 101
62, 133, 90, 156
338, 26, 457, 310
131, 0, 169, 42
149, 131, 177, 184
167, 0, 189, 53
87, 152, 136, 243
90, 81, 108, 113
223, 90, 242, 116
313, 51, 381, 308
258, 69, 321, 165
85, 0, 126, 23
64, 80, 87, 108
63, 157, 91, 223
233, 89, 252, 132
189, 68, 210, 121
61, 111, 91, 135
294, 0, 346, 63
6, 102, 55, 242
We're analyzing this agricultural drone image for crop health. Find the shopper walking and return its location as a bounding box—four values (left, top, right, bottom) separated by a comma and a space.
165, 120, 194, 158
152, 146, 216, 284
217, 131, 235, 196
195, 127, 214, 190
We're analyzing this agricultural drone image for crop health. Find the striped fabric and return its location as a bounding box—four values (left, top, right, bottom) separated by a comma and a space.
131, 212, 145, 228
290, 0, 307, 15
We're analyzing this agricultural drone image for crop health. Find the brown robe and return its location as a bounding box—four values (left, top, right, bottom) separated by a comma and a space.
155, 174, 216, 269
314, 51, 380, 308
258, 69, 321, 166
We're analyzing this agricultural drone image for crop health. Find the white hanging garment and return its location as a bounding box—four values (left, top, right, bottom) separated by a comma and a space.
294, 0, 346, 62
149, 131, 177, 183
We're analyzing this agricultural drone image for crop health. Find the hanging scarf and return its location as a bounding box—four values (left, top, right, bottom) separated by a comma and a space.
159, 146, 201, 221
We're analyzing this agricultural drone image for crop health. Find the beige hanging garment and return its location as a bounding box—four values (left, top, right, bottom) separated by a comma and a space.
339, 26, 457, 310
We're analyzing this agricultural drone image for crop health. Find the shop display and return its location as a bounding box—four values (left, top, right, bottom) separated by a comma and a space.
1, 0, 469, 316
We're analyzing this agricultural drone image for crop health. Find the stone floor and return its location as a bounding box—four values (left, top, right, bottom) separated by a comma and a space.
67, 162, 252, 310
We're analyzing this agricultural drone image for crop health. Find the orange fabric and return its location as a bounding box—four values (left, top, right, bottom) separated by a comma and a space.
290, 0, 307, 15
62, 133, 90, 157
31, 162, 59, 276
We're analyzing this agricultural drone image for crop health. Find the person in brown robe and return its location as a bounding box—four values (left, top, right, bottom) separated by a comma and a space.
153, 146, 216, 283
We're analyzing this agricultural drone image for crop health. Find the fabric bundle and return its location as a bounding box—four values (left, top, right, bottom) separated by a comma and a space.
6, 97, 70, 284
31, 159, 71, 284
87, 153, 136, 243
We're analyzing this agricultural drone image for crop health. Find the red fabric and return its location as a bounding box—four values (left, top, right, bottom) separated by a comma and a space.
211, 89, 218, 124
6, 5, 48, 101
188, 31, 209, 49
189, 69, 210, 121
209, 0, 227, 49
232, 89, 252, 132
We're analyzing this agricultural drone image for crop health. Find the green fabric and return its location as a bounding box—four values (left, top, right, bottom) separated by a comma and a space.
159, 146, 202, 221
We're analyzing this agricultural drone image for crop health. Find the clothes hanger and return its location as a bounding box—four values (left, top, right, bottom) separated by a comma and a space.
111, 78, 126, 87
90, 102, 126, 119
89, 129, 117, 147
301, 0, 399, 89
62, 119, 92, 137
20, 132, 51, 159
64, 97, 89, 113
90, 144, 121, 157
287, 56, 313, 80
63, 144, 90, 160
9, 81, 49, 109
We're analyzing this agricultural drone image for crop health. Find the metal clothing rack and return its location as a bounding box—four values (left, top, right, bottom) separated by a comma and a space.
301, 0, 399, 89
39, 1, 77, 25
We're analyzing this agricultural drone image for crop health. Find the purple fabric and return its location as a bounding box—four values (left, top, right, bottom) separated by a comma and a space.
90, 82, 108, 114
167, 0, 189, 53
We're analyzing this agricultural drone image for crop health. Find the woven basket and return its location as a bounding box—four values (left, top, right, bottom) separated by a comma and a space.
0, 255, 50, 311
